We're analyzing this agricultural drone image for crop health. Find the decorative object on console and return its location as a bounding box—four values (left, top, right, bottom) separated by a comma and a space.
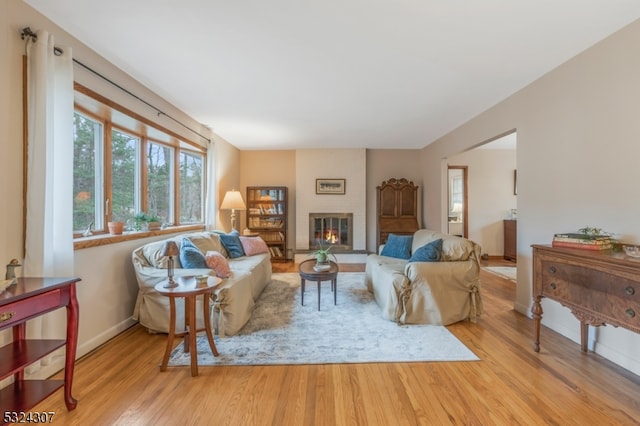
161, 240, 179, 288
5, 258, 21, 283
551, 226, 619, 251
623, 245, 640, 258
220, 190, 246, 232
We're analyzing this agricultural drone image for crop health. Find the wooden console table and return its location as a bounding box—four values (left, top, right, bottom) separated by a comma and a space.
0, 277, 81, 415
531, 245, 640, 353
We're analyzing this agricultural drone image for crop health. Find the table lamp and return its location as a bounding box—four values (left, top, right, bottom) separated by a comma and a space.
220, 189, 246, 232
161, 241, 179, 288
452, 203, 463, 222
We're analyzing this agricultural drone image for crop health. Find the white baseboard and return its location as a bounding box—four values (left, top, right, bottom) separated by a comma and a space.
26, 317, 138, 380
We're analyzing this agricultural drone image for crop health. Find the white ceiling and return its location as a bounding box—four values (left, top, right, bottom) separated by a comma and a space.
25, 1, 640, 150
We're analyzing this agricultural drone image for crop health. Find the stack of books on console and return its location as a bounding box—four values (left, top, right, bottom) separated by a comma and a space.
552, 233, 613, 250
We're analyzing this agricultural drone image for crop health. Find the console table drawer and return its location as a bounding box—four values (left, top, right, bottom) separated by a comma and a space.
0, 290, 62, 328
533, 244, 640, 353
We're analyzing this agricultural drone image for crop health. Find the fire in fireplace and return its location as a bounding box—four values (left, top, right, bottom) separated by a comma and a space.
309, 213, 353, 251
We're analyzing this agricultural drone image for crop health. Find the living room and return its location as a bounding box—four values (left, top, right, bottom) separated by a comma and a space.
2, 1, 640, 422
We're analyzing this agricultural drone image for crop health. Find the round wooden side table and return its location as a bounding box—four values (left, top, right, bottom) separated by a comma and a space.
154, 275, 222, 377
298, 259, 339, 310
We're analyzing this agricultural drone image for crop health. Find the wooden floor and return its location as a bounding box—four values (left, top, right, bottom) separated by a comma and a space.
34, 259, 640, 425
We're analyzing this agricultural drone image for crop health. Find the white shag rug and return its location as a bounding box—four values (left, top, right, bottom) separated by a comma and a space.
484, 266, 517, 282
167, 272, 479, 366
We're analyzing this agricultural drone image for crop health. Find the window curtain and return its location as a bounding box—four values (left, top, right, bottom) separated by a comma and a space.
24, 30, 74, 371
204, 145, 217, 230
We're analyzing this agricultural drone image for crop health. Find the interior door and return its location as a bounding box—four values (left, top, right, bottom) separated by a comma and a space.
447, 166, 468, 238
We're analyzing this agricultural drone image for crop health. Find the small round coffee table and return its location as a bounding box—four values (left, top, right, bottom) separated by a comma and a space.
155, 275, 223, 377
299, 259, 339, 310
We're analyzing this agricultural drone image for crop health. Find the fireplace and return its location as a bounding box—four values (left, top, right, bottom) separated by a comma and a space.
309, 213, 353, 251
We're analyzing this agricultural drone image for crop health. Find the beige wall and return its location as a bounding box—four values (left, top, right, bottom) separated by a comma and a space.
1, 0, 241, 378
240, 149, 427, 254
366, 149, 423, 252
421, 19, 640, 375
240, 150, 296, 256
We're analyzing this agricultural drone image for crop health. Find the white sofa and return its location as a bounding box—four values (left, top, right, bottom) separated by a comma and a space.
365, 229, 483, 326
132, 231, 272, 336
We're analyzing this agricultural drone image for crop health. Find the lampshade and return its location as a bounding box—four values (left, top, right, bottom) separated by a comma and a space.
161, 240, 179, 257
452, 203, 463, 213
220, 190, 246, 211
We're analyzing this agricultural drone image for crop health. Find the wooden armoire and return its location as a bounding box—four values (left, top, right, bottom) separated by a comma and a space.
376, 178, 420, 248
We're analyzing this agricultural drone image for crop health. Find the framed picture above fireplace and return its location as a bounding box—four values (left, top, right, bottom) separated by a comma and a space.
316, 178, 346, 195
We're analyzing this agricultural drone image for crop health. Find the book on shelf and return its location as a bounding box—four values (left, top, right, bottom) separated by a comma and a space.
551, 240, 613, 250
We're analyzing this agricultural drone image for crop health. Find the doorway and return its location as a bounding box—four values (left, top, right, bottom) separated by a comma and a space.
447, 166, 468, 238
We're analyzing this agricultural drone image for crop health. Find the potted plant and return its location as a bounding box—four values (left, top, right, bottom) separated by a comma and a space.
107, 221, 124, 235
133, 212, 147, 231
310, 240, 337, 265
146, 214, 162, 231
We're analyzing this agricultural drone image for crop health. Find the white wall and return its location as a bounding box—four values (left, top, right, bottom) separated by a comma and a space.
421, 19, 640, 375
2, 0, 241, 378
447, 148, 517, 256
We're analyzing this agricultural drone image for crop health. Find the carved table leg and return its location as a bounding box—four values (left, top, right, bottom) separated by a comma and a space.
532, 296, 543, 352
64, 283, 79, 410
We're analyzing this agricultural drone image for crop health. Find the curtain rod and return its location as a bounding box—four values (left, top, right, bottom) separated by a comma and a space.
20, 27, 212, 144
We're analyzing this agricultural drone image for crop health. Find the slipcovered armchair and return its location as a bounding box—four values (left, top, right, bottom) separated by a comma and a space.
365, 229, 483, 325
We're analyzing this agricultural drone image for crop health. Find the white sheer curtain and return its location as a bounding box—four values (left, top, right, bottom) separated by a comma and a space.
204, 145, 217, 230
24, 30, 74, 369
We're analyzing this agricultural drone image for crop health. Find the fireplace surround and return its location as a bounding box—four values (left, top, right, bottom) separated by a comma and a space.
309, 213, 353, 251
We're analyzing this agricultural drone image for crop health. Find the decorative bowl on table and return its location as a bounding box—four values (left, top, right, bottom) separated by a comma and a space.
196, 275, 209, 286
623, 245, 640, 258
313, 263, 331, 272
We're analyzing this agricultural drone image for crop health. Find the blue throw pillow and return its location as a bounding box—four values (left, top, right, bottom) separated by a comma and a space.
179, 238, 207, 268
219, 232, 245, 259
409, 238, 443, 262
380, 234, 413, 260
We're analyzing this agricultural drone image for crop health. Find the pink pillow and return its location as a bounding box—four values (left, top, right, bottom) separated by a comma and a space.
239, 236, 269, 256
205, 251, 231, 278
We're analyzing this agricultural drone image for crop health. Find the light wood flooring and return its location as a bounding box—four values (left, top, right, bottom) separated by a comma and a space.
33, 259, 640, 425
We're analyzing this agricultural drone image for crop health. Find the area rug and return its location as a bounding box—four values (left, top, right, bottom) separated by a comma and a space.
484, 266, 517, 282
167, 272, 479, 366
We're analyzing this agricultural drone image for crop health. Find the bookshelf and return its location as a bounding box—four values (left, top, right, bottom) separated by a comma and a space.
246, 186, 288, 262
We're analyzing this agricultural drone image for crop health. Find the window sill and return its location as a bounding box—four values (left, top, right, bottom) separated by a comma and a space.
74, 225, 205, 250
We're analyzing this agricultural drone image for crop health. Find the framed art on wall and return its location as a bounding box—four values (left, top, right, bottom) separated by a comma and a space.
316, 178, 346, 194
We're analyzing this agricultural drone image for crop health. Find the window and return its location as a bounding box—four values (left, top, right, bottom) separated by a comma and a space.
180, 151, 204, 224
146, 141, 174, 224
72, 85, 206, 237
110, 128, 140, 225
73, 112, 104, 231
